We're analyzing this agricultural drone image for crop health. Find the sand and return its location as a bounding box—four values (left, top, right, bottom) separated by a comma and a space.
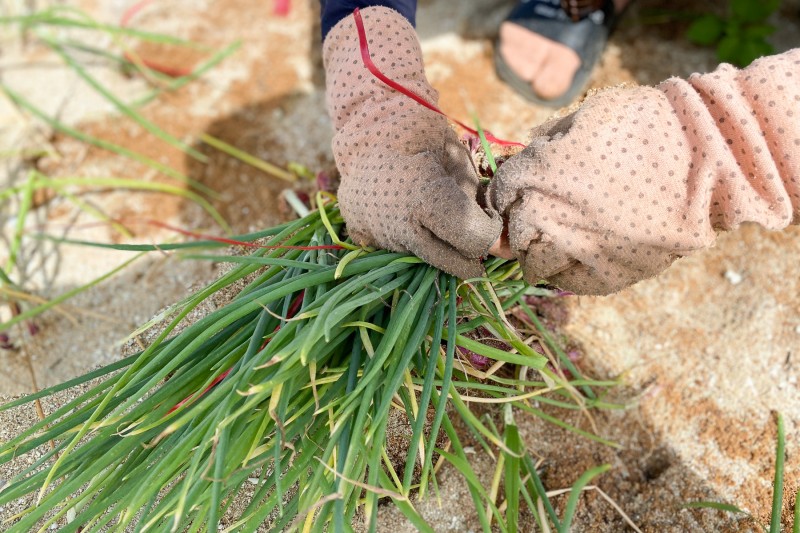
1, 0, 799, 530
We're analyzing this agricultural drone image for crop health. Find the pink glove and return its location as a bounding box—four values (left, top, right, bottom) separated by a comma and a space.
323, 7, 502, 279
490, 49, 800, 295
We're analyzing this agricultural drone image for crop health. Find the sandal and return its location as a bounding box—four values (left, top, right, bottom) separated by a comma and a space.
494, 0, 619, 108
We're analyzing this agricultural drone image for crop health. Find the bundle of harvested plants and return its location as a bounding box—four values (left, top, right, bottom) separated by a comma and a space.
0, 195, 616, 532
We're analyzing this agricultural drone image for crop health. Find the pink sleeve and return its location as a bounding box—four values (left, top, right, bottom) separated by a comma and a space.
658, 48, 800, 231
490, 48, 799, 295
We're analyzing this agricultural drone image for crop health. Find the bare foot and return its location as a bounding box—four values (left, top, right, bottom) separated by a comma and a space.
498, 0, 629, 101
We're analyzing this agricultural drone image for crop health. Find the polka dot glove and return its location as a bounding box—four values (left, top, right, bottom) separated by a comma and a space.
490, 49, 800, 295
323, 7, 502, 279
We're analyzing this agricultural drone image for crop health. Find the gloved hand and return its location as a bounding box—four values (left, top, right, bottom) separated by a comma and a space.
489, 49, 800, 295
323, 7, 502, 279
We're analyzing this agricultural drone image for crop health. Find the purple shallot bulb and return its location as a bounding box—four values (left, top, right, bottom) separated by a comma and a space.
1, 332, 13, 350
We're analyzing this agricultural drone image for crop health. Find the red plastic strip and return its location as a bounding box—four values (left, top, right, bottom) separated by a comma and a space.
120, 0, 193, 78
122, 52, 192, 77
352, 8, 524, 148
120, 0, 153, 27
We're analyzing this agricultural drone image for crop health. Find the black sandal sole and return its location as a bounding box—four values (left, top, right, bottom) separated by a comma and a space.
494, 0, 617, 108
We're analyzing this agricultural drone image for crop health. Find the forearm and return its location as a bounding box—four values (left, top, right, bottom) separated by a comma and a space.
320, 0, 416, 40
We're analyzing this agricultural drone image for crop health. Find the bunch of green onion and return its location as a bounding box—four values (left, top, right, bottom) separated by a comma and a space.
0, 198, 615, 532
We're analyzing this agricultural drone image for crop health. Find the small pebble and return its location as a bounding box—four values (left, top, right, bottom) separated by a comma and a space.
795, 325, 800, 334
724, 270, 743, 285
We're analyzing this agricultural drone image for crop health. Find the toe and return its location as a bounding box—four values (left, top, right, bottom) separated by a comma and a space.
499, 22, 548, 81
499, 21, 582, 101
530, 40, 581, 100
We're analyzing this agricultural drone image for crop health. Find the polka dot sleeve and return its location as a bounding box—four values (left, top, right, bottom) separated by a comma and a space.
490, 49, 800, 295
660, 49, 800, 231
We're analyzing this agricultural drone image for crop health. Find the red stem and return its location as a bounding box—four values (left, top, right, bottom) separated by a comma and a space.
149, 220, 346, 251
169, 290, 306, 414
31, 218, 344, 251
120, 0, 194, 78
168, 369, 230, 414
353, 8, 524, 148
123, 52, 193, 78
120, 0, 153, 27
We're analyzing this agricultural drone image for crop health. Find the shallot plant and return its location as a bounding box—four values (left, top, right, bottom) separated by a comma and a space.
0, 197, 620, 532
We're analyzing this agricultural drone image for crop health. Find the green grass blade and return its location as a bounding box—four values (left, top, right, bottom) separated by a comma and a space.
559, 464, 612, 533
473, 114, 497, 174
518, 475, 545, 531
513, 404, 620, 448
503, 405, 522, 533
683, 501, 749, 514
0, 269, 21, 291
48, 184, 133, 237
132, 41, 242, 107
368, 286, 437, 444
519, 301, 595, 399
43, 175, 228, 232
42, 36, 208, 163
0, 251, 145, 331
437, 448, 507, 532
335, 249, 362, 280
446, 330, 547, 369
0, 351, 136, 412
199, 133, 295, 182
0, 83, 216, 197
403, 274, 447, 495
378, 470, 434, 533
4, 170, 35, 274
208, 425, 229, 530
60, 38, 137, 67
180, 254, 325, 271
0, 11, 202, 46
523, 454, 561, 530
420, 276, 458, 486
32, 218, 296, 253
771, 412, 786, 533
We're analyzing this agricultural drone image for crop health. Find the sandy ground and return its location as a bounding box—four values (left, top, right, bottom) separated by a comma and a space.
1, 0, 799, 531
